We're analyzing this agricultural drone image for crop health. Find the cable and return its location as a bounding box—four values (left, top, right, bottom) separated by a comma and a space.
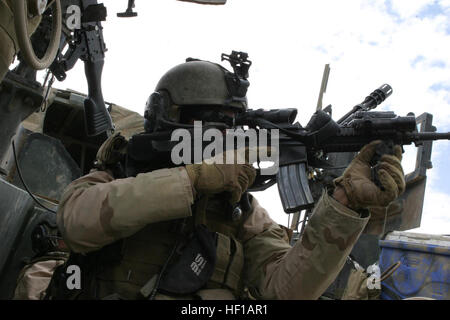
12, 140, 57, 214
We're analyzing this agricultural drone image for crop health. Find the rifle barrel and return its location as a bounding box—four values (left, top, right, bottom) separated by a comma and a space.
408, 132, 450, 141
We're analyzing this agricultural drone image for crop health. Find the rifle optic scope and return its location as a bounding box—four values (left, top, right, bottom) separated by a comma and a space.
237, 108, 298, 125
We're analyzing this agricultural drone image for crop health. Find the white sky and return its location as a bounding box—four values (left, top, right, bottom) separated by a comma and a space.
49, 0, 450, 235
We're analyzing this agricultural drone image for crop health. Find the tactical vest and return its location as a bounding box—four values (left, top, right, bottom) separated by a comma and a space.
47, 193, 253, 300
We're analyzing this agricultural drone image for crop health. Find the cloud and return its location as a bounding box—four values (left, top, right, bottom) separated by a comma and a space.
383, 0, 404, 22
430, 60, 447, 68
430, 82, 450, 91
388, 0, 445, 19
411, 55, 425, 67
417, 1, 446, 19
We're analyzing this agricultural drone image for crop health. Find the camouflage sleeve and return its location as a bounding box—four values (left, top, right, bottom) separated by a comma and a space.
57, 167, 194, 253
242, 191, 369, 300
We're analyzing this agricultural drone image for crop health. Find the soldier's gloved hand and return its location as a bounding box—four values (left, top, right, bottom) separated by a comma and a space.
185, 150, 257, 205
95, 132, 128, 169
333, 140, 406, 210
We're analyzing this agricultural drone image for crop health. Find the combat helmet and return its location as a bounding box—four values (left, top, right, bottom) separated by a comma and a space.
144, 51, 251, 133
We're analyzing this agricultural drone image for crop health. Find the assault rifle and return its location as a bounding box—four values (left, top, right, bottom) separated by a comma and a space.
126, 84, 450, 214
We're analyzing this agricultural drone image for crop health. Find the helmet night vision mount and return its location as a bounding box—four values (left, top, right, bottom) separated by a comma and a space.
144, 51, 252, 133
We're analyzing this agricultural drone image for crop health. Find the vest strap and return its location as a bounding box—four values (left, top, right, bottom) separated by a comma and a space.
224, 237, 244, 291
210, 232, 230, 285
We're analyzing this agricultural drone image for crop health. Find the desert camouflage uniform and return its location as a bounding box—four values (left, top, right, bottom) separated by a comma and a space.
55, 163, 369, 300
14, 256, 68, 300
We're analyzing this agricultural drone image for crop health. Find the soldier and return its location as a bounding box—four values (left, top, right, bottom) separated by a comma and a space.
45, 59, 405, 300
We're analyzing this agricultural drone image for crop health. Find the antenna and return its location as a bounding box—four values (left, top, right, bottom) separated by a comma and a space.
289, 64, 331, 235
316, 64, 330, 111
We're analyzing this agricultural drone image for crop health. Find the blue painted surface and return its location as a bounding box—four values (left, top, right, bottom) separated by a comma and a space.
379, 240, 450, 300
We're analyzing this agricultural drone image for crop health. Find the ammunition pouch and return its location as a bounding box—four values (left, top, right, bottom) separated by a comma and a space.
208, 232, 244, 293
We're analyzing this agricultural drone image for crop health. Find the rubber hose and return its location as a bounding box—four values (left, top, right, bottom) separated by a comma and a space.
13, 0, 61, 70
